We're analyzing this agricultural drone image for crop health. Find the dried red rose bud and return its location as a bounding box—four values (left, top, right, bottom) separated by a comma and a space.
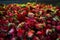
46, 14, 52, 17
17, 28, 24, 37
9, 18, 13, 22
7, 12, 13, 17
36, 31, 43, 35
27, 30, 34, 37
52, 21, 57, 26
56, 25, 60, 31
1, 26, 8, 32
46, 20, 51, 24
21, 10, 27, 16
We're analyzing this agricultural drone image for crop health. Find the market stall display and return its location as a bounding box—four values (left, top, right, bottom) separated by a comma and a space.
0, 2, 60, 40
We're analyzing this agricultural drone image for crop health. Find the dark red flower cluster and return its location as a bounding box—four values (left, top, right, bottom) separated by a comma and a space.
0, 3, 60, 40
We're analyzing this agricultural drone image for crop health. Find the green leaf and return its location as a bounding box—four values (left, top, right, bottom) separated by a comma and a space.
21, 4, 26, 7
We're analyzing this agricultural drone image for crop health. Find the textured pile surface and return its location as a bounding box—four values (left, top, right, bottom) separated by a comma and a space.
0, 3, 60, 40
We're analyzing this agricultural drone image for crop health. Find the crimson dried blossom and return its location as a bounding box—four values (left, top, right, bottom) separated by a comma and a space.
7, 12, 13, 17
36, 31, 43, 35
17, 28, 25, 37
45, 36, 51, 40
17, 13, 26, 22
8, 18, 14, 22
52, 21, 57, 26
56, 25, 60, 31
23, 23, 29, 31
1, 26, 8, 32
25, 18, 37, 28
46, 19, 52, 24
22, 7, 28, 11
27, 30, 34, 37
21, 10, 27, 16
